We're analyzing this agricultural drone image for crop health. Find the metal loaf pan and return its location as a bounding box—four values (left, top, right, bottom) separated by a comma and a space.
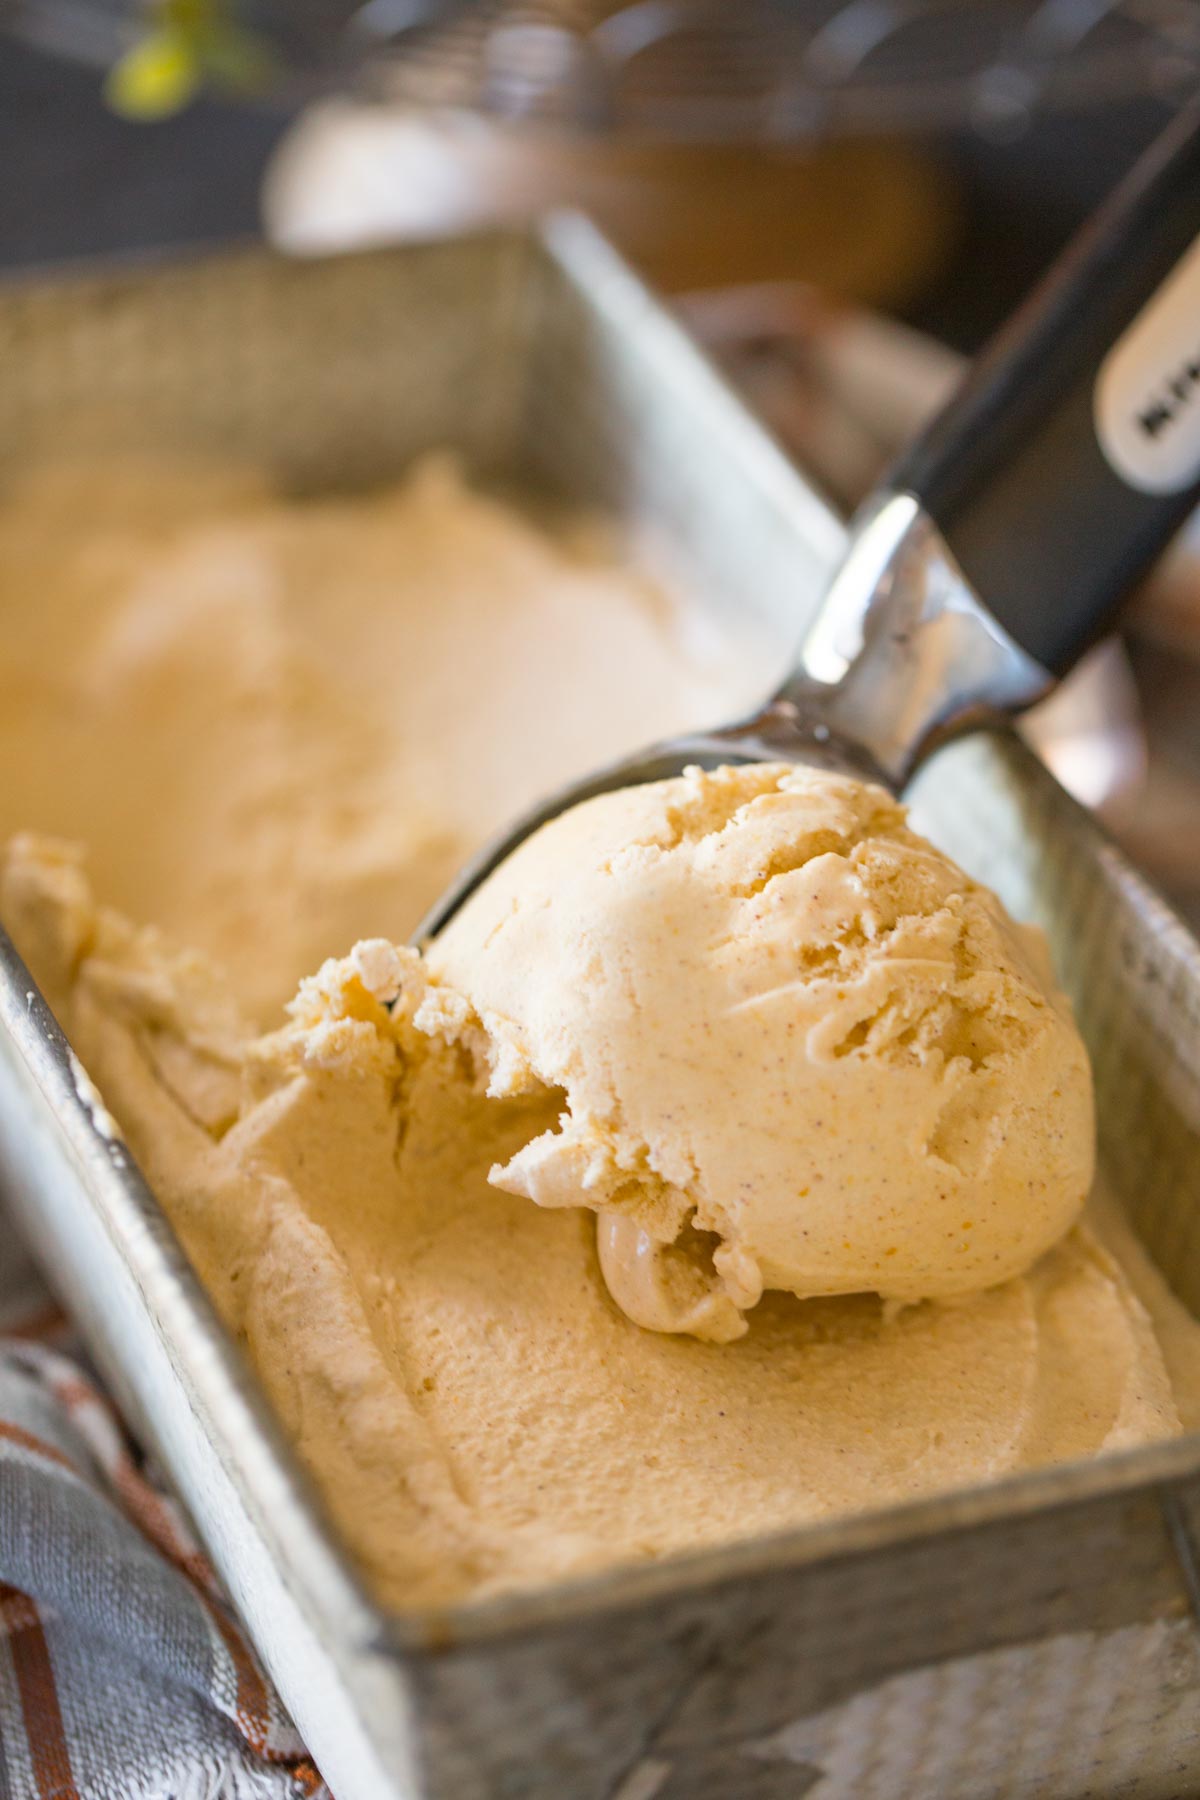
2, 223, 1200, 1800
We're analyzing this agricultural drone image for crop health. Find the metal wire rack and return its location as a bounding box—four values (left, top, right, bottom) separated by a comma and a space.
359, 0, 1200, 139
10, 0, 1200, 137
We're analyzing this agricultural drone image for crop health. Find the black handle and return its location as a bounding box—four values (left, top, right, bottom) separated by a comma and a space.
888, 96, 1200, 676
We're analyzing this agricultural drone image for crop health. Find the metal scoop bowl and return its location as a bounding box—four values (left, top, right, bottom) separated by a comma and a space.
418, 101, 1200, 946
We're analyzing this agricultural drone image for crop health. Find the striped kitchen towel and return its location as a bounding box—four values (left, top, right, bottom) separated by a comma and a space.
0, 1268, 328, 1800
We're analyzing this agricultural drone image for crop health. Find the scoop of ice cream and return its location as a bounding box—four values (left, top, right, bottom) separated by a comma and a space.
423, 763, 1095, 1341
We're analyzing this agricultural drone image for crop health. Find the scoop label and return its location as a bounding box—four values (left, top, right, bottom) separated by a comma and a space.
1095, 231, 1200, 494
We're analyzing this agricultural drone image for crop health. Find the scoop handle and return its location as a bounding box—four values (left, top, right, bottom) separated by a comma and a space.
886, 98, 1200, 677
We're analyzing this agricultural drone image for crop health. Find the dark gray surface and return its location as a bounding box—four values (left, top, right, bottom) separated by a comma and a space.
909, 97, 1176, 352
0, 39, 291, 270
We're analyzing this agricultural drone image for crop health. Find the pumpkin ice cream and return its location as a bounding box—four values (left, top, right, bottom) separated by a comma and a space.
421, 763, 1094, 1342
0, 458, 1194, 1610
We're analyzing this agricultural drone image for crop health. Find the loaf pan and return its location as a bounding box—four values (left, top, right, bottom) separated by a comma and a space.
2, 222, 1200, 1800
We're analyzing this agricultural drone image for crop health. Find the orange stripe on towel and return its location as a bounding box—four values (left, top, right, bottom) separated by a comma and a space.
8, 1302, 68, 1343
0, 1418, 74, 1472
0, 1584, 80, 1800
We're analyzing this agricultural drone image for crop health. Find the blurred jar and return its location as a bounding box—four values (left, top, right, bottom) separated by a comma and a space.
264, 100, 958, 306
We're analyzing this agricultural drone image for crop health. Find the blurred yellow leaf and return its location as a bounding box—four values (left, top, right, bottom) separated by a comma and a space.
104, 1, 276, 117
161, 0, 217, 30
104, 28, 201, 120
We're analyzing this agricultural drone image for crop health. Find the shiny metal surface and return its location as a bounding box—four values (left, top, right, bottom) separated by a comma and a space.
1, 226, 1200, 1799
417, 487, 1053, 940
795, 489, 1054, 778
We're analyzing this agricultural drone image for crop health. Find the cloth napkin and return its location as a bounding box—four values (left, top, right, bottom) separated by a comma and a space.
0, 1222, 329, 1800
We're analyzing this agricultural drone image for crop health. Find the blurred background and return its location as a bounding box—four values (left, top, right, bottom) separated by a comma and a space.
4, 0, 1200, 923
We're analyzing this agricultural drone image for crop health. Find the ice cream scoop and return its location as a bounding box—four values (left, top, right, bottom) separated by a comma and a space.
422, 763, 1094, 1339
418, 100, 1200, 945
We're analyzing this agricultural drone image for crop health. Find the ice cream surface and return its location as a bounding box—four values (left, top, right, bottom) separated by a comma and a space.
0, 457, 1195, 1611
0, 455, 753, 1021
424, 763, 1095, 1341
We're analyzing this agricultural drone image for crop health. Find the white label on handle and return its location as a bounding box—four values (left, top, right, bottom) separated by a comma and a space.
1095, 231, 1200, 495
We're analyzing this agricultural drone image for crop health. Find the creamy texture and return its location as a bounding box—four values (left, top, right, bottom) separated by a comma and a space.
424, 764, 1095, 1340
0, 460, 1194, 1611
0, 456, 756, 1024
